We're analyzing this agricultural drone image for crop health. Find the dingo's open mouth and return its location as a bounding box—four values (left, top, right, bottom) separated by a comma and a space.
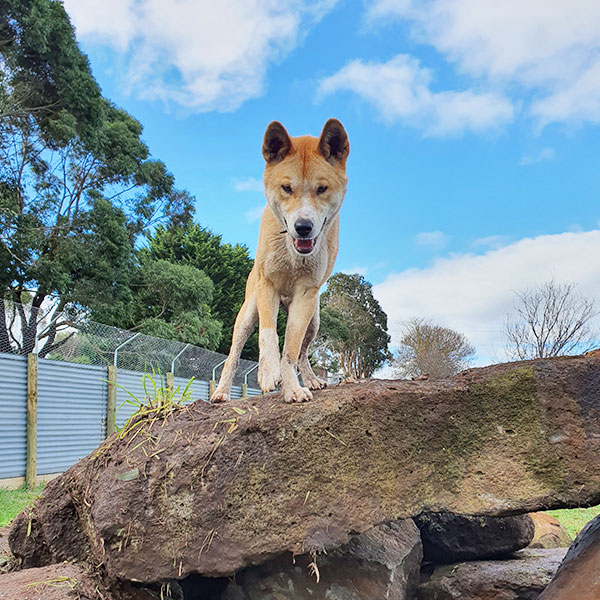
293, 236, 317, 254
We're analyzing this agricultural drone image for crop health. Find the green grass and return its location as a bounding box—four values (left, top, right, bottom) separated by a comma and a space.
0, 485, 45, 527
546, 506, 600, 539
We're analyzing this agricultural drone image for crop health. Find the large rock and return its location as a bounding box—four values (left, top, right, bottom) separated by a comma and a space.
9, 356, 600, 584
221, 520, 422, 600
418, 548, 567, 600
415, 513, 534, 563
539, 514, 600, 599
528, 513, 572, 549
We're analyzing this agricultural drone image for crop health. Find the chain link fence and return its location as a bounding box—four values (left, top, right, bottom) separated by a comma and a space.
0, 299, 258, 387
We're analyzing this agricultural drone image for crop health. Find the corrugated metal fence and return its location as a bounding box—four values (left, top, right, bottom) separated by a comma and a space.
0, 352, 261, 481
0, 354, 28, 479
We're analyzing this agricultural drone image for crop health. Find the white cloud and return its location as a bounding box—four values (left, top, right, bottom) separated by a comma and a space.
233, 177, 264, 193
64, 0, 137, 50
471, 235, 510, 250
519, 147, 556, 166
339, 265, 370, 276
374, 230, 600, 365
415, 230, 448, 250
245, 205, 265, 223
64, 0, 337, 112
366, 0, 600, 126
317, 55, 514, 136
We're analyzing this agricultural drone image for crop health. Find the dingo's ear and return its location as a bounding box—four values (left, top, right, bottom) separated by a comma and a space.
262, 121, 293, 164
318, 119, 349, 166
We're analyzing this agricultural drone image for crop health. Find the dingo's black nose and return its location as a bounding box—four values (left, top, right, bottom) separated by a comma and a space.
294, 219, 313, 238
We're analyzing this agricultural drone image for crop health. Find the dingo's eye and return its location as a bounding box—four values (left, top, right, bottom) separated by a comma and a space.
281, 184, 293, 194
316, 185, 328, 195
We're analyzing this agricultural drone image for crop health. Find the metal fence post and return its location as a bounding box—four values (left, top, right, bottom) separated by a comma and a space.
113, 332, 141, 367
26, 353, 38, 489
242, 363, 258, 399
106, 365, 117, 437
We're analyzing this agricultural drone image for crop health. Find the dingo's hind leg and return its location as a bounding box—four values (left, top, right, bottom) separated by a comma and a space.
299, 305, 327, 391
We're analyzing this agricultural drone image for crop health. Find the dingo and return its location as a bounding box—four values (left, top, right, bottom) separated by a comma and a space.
211, 119, 349, 403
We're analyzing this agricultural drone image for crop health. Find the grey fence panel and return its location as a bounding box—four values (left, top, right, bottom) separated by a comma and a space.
0, 353, 28, 479
230, 385, 243, 400
246, 387, 262, 397
37, 359, 107, 475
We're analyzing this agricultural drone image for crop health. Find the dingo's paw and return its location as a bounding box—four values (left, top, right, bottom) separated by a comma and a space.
302, 373, 327, 390
258, 365, 281, 393
210, 388, 230, 403
283, 386, 313, 403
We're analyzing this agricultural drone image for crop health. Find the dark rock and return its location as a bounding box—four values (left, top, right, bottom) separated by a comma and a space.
539, 514, 600, 599
527, 513, 572, 549
418, 548, 567, 600
221, 519, 422, 599
415, 512, 535, 563
9, 356, 600, 583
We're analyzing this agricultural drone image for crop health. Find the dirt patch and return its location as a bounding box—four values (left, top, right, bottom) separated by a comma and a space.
0, 563, 97, 600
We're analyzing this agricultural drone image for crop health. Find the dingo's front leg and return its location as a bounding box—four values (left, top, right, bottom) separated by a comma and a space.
211, 295, 257, 403
280, 288, 319, 403
299, 305, 327, 391
256, 279, 281, 393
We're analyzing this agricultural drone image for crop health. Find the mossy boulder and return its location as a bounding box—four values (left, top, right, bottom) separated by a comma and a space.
9, 356, 600, 585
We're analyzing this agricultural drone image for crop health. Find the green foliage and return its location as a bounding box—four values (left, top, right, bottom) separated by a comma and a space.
0, 0, 193, 354
318, 273, 391, 378
127, 258, 222, 349
117, 369, 195, 434
0, 0, 103, 142
547, 506, 600, 538
144, 223, 255, 356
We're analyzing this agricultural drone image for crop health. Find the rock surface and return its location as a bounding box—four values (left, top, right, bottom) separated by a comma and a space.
0, 528, 10, 572
527, 513, 572, 549
418, 548, 567, 600
9, 356, 600, 583
415, 513, 535, 563
539, 514, 600, 600
221, 519, 422, 600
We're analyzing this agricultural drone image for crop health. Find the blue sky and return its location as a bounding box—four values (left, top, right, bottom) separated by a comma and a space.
63, 0, 600, 365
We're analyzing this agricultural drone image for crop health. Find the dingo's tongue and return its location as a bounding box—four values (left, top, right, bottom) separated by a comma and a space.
293, 237, 315, 253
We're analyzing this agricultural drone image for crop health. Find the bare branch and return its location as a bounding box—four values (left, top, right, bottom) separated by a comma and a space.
505, 279, 599, 360
393, 318, 475, 380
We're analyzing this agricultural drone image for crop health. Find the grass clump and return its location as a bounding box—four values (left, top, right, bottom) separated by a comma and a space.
113, 369, 195, 443
547, 506, 600, 538
0, 484, 45, 527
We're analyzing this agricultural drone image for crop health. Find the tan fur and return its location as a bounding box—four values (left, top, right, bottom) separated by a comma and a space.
211, 119, 349, 403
